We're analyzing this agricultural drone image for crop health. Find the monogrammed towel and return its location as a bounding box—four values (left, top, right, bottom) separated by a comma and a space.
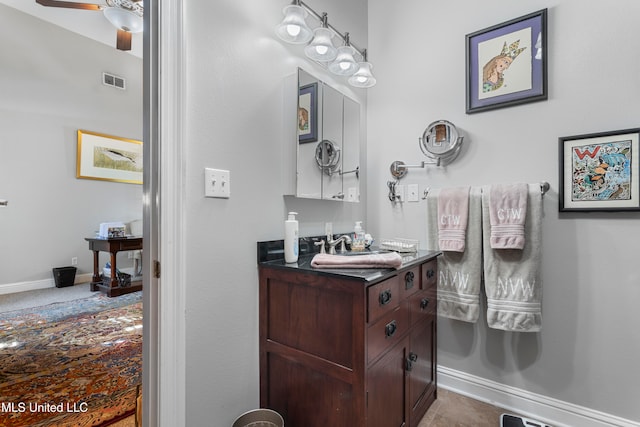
438, 187, 470, 252
482, 183, 543, 332
489, 183, 529, 249
427, 187, 482, 323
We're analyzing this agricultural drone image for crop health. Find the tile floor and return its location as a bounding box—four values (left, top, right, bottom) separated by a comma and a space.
419, 388, 519, 427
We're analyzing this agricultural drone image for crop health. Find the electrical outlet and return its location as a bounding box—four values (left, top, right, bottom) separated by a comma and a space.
407, 184, 419, 202
71, 257, 78, 266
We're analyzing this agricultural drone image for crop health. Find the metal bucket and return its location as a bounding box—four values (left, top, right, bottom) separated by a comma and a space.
232, 408, 284, 427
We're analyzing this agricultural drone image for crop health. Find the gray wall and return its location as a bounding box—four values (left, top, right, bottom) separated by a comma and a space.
182, 0, 367, 425
367, 0, 640, 422
0, 4, 143, 288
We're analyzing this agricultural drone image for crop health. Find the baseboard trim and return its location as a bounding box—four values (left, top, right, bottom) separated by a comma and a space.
437, 366, 640, 427
0, 273, 93, 295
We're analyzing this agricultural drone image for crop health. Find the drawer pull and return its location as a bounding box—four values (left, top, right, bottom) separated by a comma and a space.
385, 320, 397, 338
404, 271, 415, 290
426, 269, 435, 279
420, 298, 430, 310
405, 352, 418, 371
379, 289, 392, 306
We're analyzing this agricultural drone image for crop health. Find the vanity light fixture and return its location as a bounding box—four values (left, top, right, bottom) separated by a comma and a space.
304, 13, 337, 62
328, 33, 359, 76
348, 50, 376, 88
276, 0, 376, 88
276, 0, 314, 44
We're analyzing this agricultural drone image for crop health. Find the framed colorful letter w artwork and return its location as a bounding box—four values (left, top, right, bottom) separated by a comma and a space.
559, 129, 640, 212
466, 9, 547, 114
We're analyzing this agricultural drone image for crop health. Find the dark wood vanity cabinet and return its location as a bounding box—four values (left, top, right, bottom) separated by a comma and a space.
259, 255, 438, 427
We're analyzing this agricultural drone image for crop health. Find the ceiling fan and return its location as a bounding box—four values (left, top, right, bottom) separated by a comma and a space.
35, 0, 143, 51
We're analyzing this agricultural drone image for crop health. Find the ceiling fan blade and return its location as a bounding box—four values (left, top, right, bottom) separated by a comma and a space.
116, 29, 132, 51
35, 0, 101, 10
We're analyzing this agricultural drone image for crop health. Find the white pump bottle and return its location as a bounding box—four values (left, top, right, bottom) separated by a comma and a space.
284, 212, 299, 263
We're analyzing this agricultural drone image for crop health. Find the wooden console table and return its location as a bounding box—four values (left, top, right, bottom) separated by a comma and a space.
85, 237, 143, 297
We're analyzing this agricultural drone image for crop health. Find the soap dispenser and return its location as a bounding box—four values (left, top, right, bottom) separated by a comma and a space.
284, 212, 299, 263
352, 221, 365, 251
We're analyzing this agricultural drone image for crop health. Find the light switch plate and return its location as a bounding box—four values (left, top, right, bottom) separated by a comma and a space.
204, 168, 230, 198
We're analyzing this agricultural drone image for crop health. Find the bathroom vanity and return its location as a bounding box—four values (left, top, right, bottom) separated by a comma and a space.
258, 249, 440, 427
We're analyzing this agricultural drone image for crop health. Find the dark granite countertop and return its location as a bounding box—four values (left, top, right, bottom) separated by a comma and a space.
258, 248, 441, 284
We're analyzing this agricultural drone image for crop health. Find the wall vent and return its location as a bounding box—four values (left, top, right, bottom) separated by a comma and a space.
102, 72, 126, 90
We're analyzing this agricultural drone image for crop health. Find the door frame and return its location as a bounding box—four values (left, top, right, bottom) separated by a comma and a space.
143, 0, 187, 425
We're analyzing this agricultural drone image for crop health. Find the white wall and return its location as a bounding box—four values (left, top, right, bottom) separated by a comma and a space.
368, 0, 640, 422
183, 1, 367, 425
0, 4, 143, 289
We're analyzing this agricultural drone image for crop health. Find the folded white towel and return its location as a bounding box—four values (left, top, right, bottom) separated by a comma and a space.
489, 183, 529, 249
438, 187, 470, 252
482, 183, 543, 332
310, 252, 403, 269
427, 187, 482, 323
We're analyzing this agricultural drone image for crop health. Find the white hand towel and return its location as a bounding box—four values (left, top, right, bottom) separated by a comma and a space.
427, 187, 482, 323
489, 183, 529, 249
482, 184, 543, 332
437, 187, 470, 252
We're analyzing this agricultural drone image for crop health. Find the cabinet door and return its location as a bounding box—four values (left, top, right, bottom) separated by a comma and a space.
366, 338, 407, 427
407, 314, 437, 426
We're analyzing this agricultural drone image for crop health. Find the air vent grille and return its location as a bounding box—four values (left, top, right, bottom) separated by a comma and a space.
102, 72, 126, 90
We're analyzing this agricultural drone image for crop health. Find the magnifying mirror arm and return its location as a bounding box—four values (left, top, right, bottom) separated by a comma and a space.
339, 166, 360, 179
389, 159, 440, 180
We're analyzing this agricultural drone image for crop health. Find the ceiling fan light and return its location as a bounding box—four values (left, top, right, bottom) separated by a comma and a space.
103, 7, 144, 33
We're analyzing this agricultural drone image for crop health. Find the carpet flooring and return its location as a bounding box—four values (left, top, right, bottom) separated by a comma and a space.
0, 291, 142, 426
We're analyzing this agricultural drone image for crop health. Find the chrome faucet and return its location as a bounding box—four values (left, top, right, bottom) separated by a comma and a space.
326, 235, 352, 254
314, 240, 326, 254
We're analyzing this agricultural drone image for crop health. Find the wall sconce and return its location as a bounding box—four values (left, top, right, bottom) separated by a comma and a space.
276, 0, 376, 88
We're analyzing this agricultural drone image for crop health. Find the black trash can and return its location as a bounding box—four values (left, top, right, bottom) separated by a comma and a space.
52, 266, 77, 288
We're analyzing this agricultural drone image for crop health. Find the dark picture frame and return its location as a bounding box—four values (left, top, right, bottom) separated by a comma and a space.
298, 82, 318, 144
466, 9, 547, 114
559, 128, 640, 212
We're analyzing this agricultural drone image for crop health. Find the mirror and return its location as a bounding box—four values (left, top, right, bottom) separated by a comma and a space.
293, 68, 360, 202
419, 120, 463, 165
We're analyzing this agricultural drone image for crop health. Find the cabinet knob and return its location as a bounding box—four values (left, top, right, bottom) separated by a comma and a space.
426, 269, 435, 279
404, 271, 415, 290
379, 289, 392, 306
420, 298, 430, 310
405, 352, 418, 371
385, 320, 397, 338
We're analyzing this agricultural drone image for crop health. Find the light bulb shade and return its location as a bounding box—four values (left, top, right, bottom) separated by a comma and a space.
304, 27, 337, 62
328, 45, 358, 76
275, 5, 313, 44
348, 62, 376, 88
103, 7, 143, 33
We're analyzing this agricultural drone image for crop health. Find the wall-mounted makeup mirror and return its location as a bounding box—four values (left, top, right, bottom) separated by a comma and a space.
285, 68, 361, 202
419, 120, 463, 165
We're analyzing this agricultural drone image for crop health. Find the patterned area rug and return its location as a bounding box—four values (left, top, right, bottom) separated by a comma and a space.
0, 292, 142, 427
